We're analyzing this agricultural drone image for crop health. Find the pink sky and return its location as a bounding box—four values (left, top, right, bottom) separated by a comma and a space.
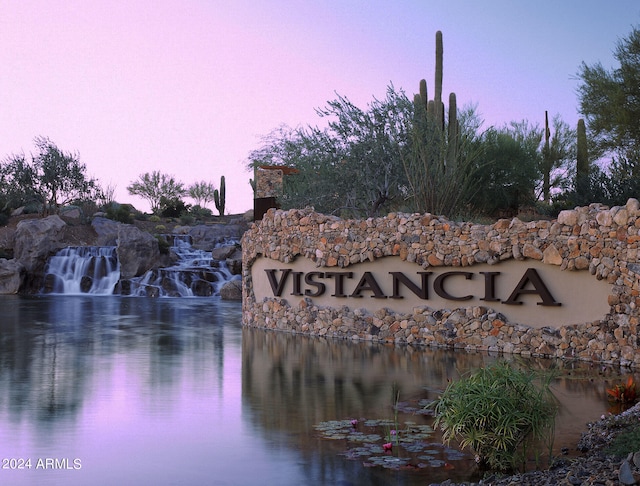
1, 1, 638, 214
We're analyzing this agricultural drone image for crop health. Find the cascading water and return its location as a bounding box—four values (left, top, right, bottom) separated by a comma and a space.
43, 246, 120, 295
126, 235, 239, 297
42, 235, 240, 297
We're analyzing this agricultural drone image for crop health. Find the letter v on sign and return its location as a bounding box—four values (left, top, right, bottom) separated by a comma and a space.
265, 269, 291, 296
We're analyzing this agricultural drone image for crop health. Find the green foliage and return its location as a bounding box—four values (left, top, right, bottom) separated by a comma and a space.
577, 25, 640, 162
403, 95, 483, 216
0, 136, 100, 214
432, 361, 557, 473
189, 204, 212, 218
213, 175, 226, 216
155, 235, 171, 255
248, 86, 413, 217
149, 215, 161, 223
104, 202, 135, 224
188, 180, 217, 208
159, 196, 189, 218
127, 171, 186, 214
539, 114, 576, 203
246, 29, 598, 219
179, 213, 195, 225
606, 423, 640, 458
470, 122, 541, 216
23, 201, 42, 214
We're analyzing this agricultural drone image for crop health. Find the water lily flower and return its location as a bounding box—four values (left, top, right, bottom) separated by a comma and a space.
383, 442, 392, 452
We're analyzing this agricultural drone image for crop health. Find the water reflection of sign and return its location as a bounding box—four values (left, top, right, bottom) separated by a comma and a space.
251, 256, 611, 328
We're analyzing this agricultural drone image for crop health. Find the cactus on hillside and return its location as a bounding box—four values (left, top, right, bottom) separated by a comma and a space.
576, 118, 589, 196
214, 175, 226, 216
413, 31, 459, 173
434, 30, 443, 128
403, 30, 470, 216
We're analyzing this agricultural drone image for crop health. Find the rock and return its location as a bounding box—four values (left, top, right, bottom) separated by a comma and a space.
220, 279, 242, 300
13, 215, 66, 272
226, 249, 243, 275
0, 259, 24, 294
542, 244, 562, 265
627, 198, 640, 214
557, 209, 578, 226
189, 224, 247, 250
211, 245, 238, 260
59, 206, 83, 223
91, 217, 121, 246
614, 208, 630, 226
619, 460, 635, 485
116, 225, 160, 278
211, 245, 242, 275
522, 243, 543, 260
596, 210, 613, 227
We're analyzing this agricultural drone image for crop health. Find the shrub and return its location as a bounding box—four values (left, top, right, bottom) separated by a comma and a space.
432, 361, 557, 472
155, 235, 170, 255
180, 213, 195, 225
159, 196, 189, 218
23, 201, 42, 214
104, 202, 134, 224
190, 204, 212, 219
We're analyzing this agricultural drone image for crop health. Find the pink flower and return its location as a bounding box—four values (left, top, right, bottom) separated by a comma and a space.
351, 419, 358, 427
383, 442, 392, 452
390, 429, 396, 436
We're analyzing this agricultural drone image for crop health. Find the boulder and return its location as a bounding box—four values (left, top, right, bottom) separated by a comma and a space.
211, 245, 238, 260
220, 278, 242, 301
0, 259, 24, 294
189, 224, 247, 250
92, 216, 121, 246
226, 249, 243, 275
116, 225, 160, 278
13, 215, 66, 272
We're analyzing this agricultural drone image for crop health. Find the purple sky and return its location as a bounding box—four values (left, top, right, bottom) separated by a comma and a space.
1, 1, 638, 214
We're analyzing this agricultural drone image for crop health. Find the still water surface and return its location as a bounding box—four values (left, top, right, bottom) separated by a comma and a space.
0, 295, 630, 485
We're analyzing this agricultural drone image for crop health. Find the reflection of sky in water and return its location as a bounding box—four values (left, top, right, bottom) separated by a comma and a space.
0, 295, 631, 485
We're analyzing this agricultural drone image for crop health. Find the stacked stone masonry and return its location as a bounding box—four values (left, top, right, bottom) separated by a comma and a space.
242, 199, 640, 368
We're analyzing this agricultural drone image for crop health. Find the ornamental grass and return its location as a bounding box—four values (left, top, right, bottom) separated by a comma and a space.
432, 361, 557, 473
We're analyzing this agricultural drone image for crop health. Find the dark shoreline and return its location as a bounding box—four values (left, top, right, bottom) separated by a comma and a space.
439, 402, 640, 485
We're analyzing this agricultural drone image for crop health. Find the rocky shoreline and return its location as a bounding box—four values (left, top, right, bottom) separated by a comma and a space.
436, 402, 640, 486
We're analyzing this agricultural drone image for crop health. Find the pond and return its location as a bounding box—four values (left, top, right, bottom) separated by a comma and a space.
0, 295, 633, 485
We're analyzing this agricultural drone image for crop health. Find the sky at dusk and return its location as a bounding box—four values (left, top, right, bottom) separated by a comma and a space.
1, 1, 639, 214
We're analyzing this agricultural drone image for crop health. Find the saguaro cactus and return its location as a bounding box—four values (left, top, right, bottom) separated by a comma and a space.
214, 175, 226, 216
415, 31, 459, 172
435, 30, 443, 129
576, 118, 589, 197
404, 31, 468, 216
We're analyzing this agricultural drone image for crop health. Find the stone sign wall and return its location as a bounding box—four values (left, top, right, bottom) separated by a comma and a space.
241, 199, 640, 368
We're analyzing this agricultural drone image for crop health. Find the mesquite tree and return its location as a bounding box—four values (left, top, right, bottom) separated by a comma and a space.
127, 171, 186, 214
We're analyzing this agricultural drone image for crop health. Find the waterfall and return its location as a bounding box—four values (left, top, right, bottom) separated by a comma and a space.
43, 247, 120, 295
42, 235, 240, 297
126, 235, 238, 298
